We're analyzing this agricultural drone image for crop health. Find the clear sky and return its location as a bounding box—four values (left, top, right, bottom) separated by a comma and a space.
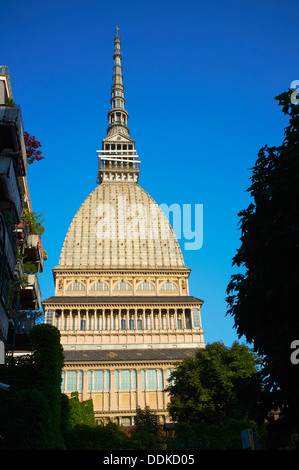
1, 0, 298, 346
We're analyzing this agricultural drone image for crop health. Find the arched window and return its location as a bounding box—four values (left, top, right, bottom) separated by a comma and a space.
160, 282, 178, 291
114, 281, 132, 291
90, 281, 109, 291
66, 281, 85, 291
137, 282, 155, 291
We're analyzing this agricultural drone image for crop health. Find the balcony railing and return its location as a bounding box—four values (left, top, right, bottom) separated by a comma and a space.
20, 273, 41, 310
0, 156, 23, 222
0, 212, 17, 277
0, 301, 9, 341
0, 105, 28, 175
24, 234, 44, 272
15, 221, 28, 244
14, 315, 36, 335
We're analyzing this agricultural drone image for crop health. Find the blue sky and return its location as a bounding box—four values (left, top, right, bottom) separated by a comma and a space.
1, 0, 298, 346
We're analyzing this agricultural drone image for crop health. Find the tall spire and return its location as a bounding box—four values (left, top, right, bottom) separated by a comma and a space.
97, 29, 140, 185
107, 27, 129, 137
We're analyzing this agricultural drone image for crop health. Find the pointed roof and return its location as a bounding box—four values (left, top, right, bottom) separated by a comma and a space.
107, 28, 129, 137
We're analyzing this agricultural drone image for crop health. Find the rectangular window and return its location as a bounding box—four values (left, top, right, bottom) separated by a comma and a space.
121, 319, 126, 330
67, 371, 77, 391
78, 371, 83, 391
61, 371, 65, 391
105, 370, 110, 390
131, 370, 137, 390
45, 309, 53, 324
94, 371, 104, 390
88, 371, 92, 391
192, 309, 200, 328
115, 370, 136, 390
147, 369, 157, 389
121, 370, 130, 390
121, 417, 131, 426
158, 369, 163, 389
141, 370, 145, 389
141, 369, 163, 390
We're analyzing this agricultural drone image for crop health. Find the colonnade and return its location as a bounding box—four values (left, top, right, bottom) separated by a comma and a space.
45, 306, 202, 332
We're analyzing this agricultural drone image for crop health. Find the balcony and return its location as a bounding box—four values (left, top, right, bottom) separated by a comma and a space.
24, 234, 44, 272
20, 273, 41, 311
0, 212, 17, 277
0, 156, 23, 222
0, 301, 9, 342
15, 221, 28, 245
0, 105, 27, 175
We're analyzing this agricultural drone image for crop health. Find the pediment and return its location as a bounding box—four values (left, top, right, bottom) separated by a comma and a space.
102, 134, 135, 144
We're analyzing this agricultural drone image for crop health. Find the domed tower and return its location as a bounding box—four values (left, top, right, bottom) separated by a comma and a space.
43, 29, 205, 425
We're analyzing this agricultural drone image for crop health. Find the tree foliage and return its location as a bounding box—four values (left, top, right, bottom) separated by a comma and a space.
0, 324, 64, 449
226, 90, 299, 422
167, 341, 261, 424
22, 208, 45, 235
66, 391, 96, 428
166, 342, 263, 449
63, 422, 130, 450
24, 131, 45, 164
133, 405, 161, 435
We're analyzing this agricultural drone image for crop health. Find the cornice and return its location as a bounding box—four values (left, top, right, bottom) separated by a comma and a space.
42, 299, 203, 309
63, 359, 182, 368
52, 268, 191, 276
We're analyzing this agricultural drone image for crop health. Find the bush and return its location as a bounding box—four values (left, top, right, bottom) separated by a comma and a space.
0, 389, 51, 450
63, 422, 130, 450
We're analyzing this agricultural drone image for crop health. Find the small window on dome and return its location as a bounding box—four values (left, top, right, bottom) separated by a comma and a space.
90, 282, 109, 291
137, 282, 155, 291
66, 282, 86, 291
114, 281, 132, 291
160, 282, 178, 291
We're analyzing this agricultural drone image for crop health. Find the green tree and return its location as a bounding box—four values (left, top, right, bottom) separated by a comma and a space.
130, 406, 167, 450
133, 406, 160, 435
226, 90, 299, 445
0, 324, 65, 449
63, 422, 130, 450
29, 324, 64, 448
167, 342, 261, 424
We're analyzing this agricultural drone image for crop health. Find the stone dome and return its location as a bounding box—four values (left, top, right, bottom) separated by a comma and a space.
58, 182, 185, 270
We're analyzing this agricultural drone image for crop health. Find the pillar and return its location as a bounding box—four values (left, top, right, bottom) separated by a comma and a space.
82, 369, 89, 401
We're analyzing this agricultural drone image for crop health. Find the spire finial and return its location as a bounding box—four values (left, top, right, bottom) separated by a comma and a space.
107, 27, 129, 137
97, 32, 139, 185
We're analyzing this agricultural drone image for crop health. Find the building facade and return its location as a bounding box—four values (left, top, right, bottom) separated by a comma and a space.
0, 66, 44, 364
42, 31, 205, 425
